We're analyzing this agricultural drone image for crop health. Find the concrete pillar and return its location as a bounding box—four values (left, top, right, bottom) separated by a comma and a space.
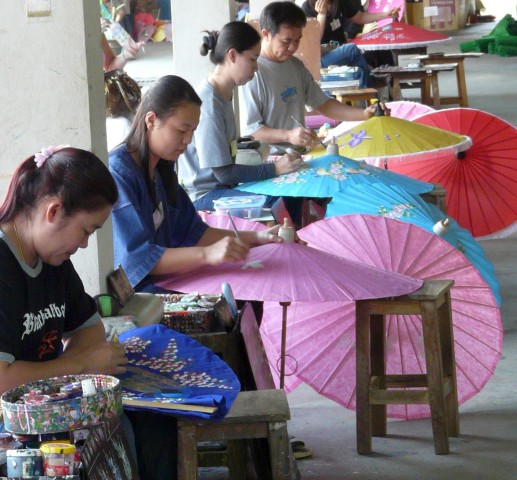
0, 1, 113, 295
171, 0, 236, 88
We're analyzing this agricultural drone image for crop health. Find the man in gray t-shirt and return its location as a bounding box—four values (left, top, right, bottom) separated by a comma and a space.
241, 1, 377, 154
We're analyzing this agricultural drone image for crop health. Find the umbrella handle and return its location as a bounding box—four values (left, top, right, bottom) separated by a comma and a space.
279, 301, 292, 389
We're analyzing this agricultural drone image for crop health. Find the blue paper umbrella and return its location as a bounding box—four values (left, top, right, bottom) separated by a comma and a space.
236, 153, 434, 198
118, 325, 240, 419
326, 183, 501, 305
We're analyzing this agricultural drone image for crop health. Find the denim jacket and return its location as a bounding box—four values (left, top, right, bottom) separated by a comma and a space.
109, 145, 208, 290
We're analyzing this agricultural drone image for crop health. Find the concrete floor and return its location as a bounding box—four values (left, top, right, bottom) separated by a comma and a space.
125, 17, 517, 480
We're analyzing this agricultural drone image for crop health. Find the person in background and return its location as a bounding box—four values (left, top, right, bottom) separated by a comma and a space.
0, 146, 127, 394
109, 74, 286, 294
102, 31, 143, 72
240, 1, 383, 155
301, 0, 399, 87
177, 22, 304, 219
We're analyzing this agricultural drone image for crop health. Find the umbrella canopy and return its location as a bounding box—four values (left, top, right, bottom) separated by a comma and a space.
118, 324, 241, 420
321, 101, 435, 146
155, 241, 423, 388
325, 183, 501, 304
385, 100, 435, 120
236, 153, 434, 198
261, 214, 502, 419
350, 21, 450, 51
155, 241, 422, 304
390, 108, 517, 239
334, 112, 472, 167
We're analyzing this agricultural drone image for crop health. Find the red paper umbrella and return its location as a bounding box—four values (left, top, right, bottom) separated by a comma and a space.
350, 21, 450, 50
389, 108, 517, 238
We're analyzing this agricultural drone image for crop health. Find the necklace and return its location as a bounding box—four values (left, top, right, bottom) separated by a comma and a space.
12, 221, 26, 264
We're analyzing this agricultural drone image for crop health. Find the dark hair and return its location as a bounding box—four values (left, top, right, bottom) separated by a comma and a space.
125, 75, 202, 207
0, 147, 118, 223
260, 1, 307, 36
200, 21, 261, 65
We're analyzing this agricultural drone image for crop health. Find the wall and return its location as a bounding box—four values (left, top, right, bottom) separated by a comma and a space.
0, 1, 113, 295
171, 0, 236, 87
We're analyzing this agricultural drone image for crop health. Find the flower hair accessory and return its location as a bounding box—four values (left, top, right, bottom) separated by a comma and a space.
34, 145, 69, 168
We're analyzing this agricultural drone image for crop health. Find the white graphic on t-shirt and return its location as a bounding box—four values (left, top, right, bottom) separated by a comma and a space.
21, 303, 66, 339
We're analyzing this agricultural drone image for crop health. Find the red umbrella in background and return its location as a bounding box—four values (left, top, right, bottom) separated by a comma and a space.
350, 21, 450, 51
260, 215, 502, 419
389, 108, 517, 238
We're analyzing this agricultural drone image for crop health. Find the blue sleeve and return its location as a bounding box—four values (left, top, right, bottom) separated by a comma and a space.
109, 148, 208, 288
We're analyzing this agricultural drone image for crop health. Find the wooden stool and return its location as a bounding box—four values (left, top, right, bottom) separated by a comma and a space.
414, 52, 484, 107
355, 280, 459, 455
177, 389, 292, 480
330, 87, 378, 107
372, 65, 456, 107
179, 304, 298, 480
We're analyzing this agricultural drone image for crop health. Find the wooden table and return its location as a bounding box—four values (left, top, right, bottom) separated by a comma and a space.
411, 52, 484, 107
371, 64, 458, 107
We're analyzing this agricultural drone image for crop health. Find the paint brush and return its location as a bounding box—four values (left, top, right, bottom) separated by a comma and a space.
290, 115, 327, 148
227, 212, 241, 241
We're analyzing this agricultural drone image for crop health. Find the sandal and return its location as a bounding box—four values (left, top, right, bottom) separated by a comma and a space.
291, 440, 313, 460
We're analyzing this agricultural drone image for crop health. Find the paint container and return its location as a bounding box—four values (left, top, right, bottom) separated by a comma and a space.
81, 378, 97, 396
432, 218, 450, 235
278, 218, 295, 243
6, 449, 44, 477
40, 441, 77, 476
0, 434, 23, 476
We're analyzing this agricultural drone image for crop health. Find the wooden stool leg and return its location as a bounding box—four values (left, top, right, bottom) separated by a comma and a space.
456, 60, 468, 107
431, 74, 440, 108
421, 301, 449, 455
356, 300, 372, 454
438, 291, 460, 437
227, 440, 247, 480
177, 424, 199, 480
371, 314, 387, 437
268, 421, 292, 480
392, 77, 402, 100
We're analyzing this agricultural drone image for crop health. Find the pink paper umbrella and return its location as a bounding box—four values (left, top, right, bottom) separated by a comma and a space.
385, 100, 435, 120
155, 242, 422, 387
261, 214, 501, 419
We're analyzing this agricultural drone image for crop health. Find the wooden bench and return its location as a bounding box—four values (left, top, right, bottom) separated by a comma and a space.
372, 64, 457, 107
178, 304, 298, 480
330, 87, 379, 107
412, 52, 484, 107
355, 280, 460, 455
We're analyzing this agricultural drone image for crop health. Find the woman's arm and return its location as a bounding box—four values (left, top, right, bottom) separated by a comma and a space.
150, 224, 283, 275
0, 322, 127, 394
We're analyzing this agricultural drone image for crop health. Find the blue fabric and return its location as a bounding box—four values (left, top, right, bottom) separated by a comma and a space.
321, 43, 371, 88
109, 145, 208, 290
118, 324, 241, 420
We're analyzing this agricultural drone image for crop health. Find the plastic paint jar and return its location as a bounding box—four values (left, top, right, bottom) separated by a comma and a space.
0, 434, 23, 476
6, 449, 44, 477
40, 441, 77, 476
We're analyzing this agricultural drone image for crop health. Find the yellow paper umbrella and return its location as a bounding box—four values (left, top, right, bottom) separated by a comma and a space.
335, 105, 471, 168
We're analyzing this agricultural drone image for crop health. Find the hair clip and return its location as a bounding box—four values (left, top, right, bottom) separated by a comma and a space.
34, 145, 69, 168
